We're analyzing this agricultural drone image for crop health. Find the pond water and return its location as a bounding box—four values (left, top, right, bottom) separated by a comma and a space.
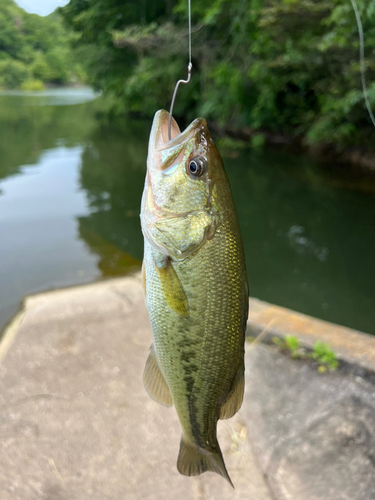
0, 88, 374, 335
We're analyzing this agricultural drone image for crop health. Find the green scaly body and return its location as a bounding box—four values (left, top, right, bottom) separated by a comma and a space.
141, 110, 248, 484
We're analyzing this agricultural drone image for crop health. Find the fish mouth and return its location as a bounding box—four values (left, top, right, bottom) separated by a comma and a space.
149, 109, 207, 155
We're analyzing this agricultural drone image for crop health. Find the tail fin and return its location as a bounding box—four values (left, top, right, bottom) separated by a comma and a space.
177, 435, 234, 488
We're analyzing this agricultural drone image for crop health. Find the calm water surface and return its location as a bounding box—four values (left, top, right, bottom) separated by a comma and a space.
0, 88, 374, 335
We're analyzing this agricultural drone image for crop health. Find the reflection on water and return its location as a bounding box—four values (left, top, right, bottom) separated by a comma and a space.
226, 149, 375, 336
77, 117, 148, 263
0, 89, 375, 336
0, 87, 100, 106
287, 225, 328, 262
0, 145, 101, 329
78, 226, 140, 277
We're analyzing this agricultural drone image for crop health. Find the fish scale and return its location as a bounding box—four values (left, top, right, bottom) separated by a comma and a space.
141, 109, 248, 486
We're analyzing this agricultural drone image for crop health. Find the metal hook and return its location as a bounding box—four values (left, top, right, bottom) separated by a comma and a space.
168, 62, 192, 141
168, 0, 192, 141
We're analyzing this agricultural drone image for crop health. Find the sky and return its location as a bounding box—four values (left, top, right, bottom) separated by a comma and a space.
14, 0, 69, 16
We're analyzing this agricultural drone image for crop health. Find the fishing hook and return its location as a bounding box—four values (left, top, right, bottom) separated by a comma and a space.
168, 62, 192, 141
168, 0, 192, 141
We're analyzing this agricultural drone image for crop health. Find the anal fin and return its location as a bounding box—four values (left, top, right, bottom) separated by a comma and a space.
143, 344, 173, 407
219, 368, 244, 420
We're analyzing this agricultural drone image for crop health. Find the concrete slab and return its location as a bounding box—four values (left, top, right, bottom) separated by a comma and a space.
0, 276, 273, 500
244, 343, 375, 500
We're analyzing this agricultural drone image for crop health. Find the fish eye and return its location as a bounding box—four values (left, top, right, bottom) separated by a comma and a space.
187, 156, 206, 178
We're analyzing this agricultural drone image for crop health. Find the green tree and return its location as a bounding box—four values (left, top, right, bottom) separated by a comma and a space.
60, 0, 375, 148
0, 59, 29, 88
0, 0, 85, 89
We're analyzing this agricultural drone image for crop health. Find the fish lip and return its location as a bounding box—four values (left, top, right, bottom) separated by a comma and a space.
149, 109, 207, 153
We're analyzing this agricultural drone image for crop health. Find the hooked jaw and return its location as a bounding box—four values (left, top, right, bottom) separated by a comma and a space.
149, 110, 180, 154
148, 110, 208, 157
141, 110, 215, 259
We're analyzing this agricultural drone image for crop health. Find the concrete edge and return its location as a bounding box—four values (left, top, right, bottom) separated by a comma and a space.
0, 273, 142, 340
1, 277, 374, 376
0, 309, 27, 364
0, 273, 142, 369
247, 297, 375, 375
23, 274, 142, 307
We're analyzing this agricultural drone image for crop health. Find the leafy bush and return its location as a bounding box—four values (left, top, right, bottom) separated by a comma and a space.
31, 55, 51, 81
0, 59, 29, 89
21, 78, 44, 91
251, 133, 266, 149
60, 0, 375, 149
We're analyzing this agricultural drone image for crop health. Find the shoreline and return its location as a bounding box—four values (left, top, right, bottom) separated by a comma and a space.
2, 274, 375, 374
211, 122, 375, 172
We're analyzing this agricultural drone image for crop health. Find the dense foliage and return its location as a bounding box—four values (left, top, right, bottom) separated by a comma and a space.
0, 0, 84, 90
60, 0, 375, 148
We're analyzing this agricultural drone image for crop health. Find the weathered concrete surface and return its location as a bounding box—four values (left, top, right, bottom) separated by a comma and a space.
0, 276, 273, 500
244, 344, 375, 500
2, 275, 375, 500
248, 297, 375, 374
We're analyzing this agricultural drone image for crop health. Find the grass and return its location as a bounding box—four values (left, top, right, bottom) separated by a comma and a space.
273, 335, 338, 372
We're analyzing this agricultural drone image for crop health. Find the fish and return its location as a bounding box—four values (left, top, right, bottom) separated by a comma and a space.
140, 109, 248, 486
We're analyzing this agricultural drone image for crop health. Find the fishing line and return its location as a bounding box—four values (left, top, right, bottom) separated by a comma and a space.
168, 0, 192, 141
350, 0, 375, 128
247, 319, 277, 352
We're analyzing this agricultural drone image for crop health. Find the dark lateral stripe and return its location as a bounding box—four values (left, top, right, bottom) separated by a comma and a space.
188, 394, 204, 447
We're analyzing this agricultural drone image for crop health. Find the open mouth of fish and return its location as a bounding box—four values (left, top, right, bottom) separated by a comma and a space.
140, 110, 215, 261
149, 109, 208, 154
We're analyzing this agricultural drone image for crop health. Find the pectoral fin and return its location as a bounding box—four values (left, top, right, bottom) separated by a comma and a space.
143, 344, 173, 407
154, 258, 188, 317
219, 368, 245, 420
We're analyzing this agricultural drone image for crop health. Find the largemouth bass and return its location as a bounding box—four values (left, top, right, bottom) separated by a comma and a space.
140, 110, 248, 486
